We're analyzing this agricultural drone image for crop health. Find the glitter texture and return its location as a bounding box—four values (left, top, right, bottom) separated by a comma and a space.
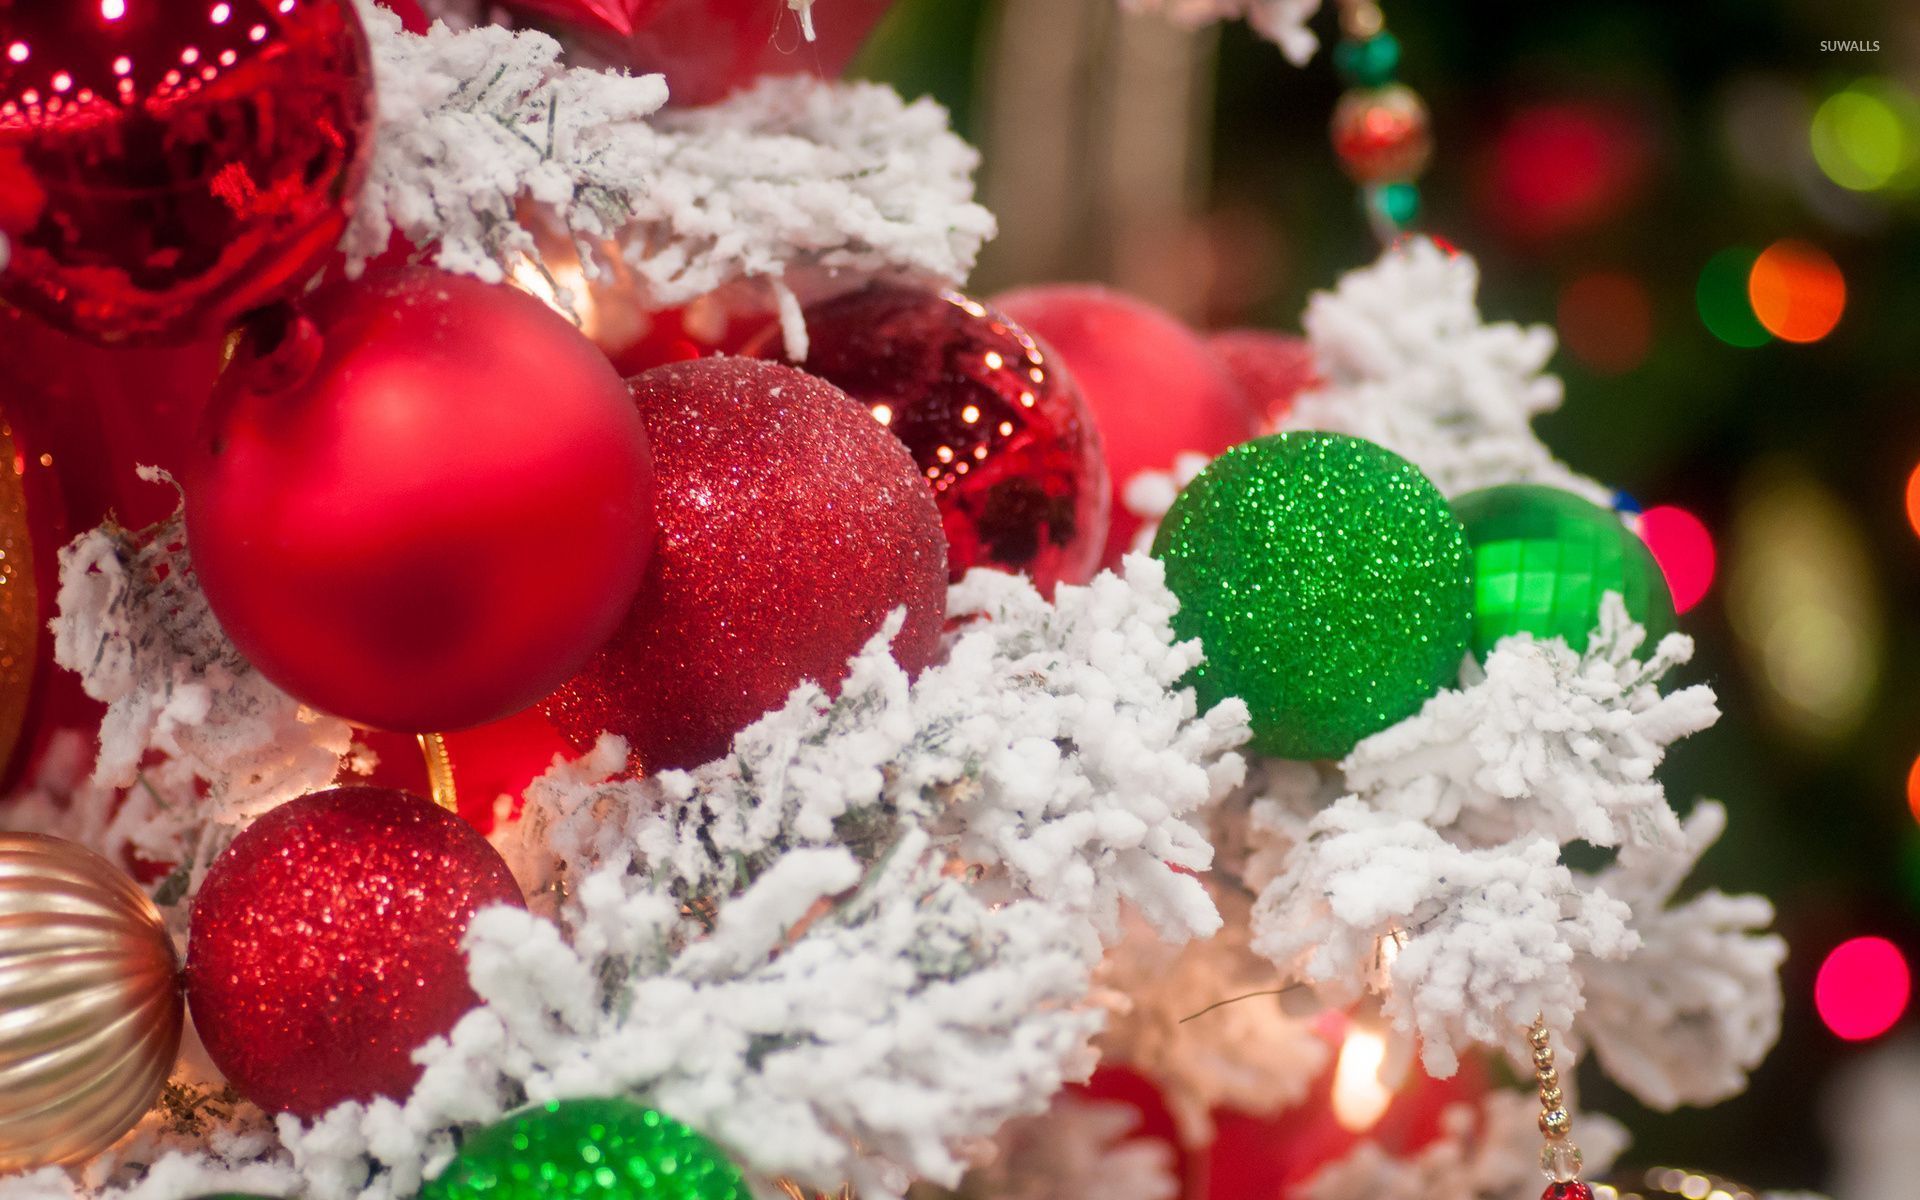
773, 283, 1110, 596
1152, 432, 1471, 760
1452, 484, 1675, 660
184, 787, 526, 1118
544, 357, 948, 772
422, 1098, 747, 1200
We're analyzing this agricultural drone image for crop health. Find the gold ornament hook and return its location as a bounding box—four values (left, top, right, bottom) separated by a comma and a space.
417, 732, 458, 814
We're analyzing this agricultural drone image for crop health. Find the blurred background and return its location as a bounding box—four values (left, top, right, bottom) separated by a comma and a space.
849, 0, 1920, 1194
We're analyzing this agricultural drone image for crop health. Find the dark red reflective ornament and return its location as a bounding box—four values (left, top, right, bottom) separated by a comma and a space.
503, 0, 896, 107
769, 284, 1109, 595
0, 0, 374, 344
1542, 1184, 1594, 1200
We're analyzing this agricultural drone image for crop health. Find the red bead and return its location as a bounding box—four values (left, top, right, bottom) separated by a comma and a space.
0, 0, 374, 344
184, 266, 657, 732
184, 786, 526, 1117
544, 357, 947, 772
1542, 1183, 1595, 1200
502, 0, 896, 108
1206, 329, 1321, 432
771, 284, 1109, 595
992, 285, 1256, 568
1330, 84, 1433, 184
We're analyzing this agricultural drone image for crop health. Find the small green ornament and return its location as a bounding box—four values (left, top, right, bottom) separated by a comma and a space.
1152, 432, 1472, 760
1333, 31, 1402, 87
422, 1099, 748, 1200
1365, 181, 1420, 227
1451, 484, 1677, 659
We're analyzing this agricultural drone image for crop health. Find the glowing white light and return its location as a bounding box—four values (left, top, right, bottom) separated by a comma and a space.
1330, 1027, 1393, 1133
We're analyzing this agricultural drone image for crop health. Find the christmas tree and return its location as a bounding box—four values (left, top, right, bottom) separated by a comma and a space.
0, 3, 1802, 1200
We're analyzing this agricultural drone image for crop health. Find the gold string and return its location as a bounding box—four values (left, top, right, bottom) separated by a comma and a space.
417, 732, 458, 814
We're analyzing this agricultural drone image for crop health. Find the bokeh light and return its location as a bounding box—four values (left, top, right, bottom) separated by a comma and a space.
1557, 271, 1653, 374
1814, 936, 1911, 1040
1696, 247, 1771, 347
1727, 462, 1882, 743
1907, 752, 1920, 825
1638, 505, 1715, 613
1811, 80, 1920, 192
1904, 462, 1920, 538
1748, 240, 1844, 343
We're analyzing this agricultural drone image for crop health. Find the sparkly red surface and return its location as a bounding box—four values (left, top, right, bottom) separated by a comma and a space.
761, 284, 1109, 596
544, 357, 947, 772
501, 0, 896, 108
1205, 329, 1321, 431
1542, 1183, 1595, 1200
184, 786, 526, 1117
0, 0, 373, 343
184, 266, 657, 732
991, 285, 1255, 568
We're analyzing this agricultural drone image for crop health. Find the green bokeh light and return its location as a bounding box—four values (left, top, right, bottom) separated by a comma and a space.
1696, 246, 1771, 348
1810, 80, 1920, 194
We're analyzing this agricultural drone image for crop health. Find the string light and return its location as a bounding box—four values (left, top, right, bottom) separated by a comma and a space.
1696, 247, 1770, 348
1637, 505, 1715, 613
1814, 936, 1910, 1040
1810, 81, 1920, 193
1330, 1025, 1393, 1133
1747, 240, 1844, 343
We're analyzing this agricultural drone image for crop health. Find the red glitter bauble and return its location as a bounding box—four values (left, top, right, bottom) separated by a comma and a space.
1207, 329, 1321, 432
184, 786, 526, 1117
764, 284, 1108, 595
992, 285, 1255, 567
0, 0, 374, 344
1542, 1184, 1595, 1200
183, 266, 657, 732
503, 0, 896, 107
544, 357, 946, 772
1330, 84, 1433, 184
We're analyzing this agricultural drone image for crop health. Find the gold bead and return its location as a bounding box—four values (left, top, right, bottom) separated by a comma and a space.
0, 834, 183, 1171
1539, 1107, 1572, 1139
1533, 1045, 1556, 1071
1540, 1085, 1563, 1109
1537, 1067, 1559, 1091
1529, 1025, 1552, 1049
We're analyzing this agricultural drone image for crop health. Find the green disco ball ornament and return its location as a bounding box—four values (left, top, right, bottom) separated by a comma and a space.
422, 1098, 747, 1200
1451, 484, 1676, 660
1152, 432, 1472, 760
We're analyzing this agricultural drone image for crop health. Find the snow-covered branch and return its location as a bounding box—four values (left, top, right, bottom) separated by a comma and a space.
1121, 0, 1322, 64
344, 5, 994, 310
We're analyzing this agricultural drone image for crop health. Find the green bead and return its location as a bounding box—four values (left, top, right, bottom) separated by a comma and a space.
1153, 433, 1472, 761
1366, 181, 1420, 227
1334, 32, 1401, 87
1451, 484, 1677, 660
422, 1099, 748, 1200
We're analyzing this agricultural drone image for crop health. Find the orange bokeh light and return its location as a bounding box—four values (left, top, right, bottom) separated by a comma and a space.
1748, 240, 1845, 343
1906, 463, 1920, 538
1908, 753, 1920, 824
1557, 271, 1653, 375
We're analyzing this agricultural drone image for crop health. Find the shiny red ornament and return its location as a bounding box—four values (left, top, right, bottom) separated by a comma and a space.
354, 713, 571, 834
0, 0, 375, 344
1206, 329, 1321, 432
184, 786, 526, 1117
543, 357, 946, 772
183, 266, 657, 732
1330, 83, 1433, 184
1542, 1184, 1595, 1200
763, 284, 1109, 595
503, 0, 896, 107
992, 284, 1255, 568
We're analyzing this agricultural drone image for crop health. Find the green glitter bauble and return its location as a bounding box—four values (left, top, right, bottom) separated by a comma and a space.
1152, 432, 1472, 760
421, 1099, 747, 1200
1451, 484, 1676, 660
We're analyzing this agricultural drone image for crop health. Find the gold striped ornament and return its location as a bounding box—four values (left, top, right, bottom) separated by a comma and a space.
0, 833, 184, 1170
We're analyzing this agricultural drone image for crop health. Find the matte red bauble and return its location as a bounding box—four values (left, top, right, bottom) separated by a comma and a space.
504, 0, 896, 107
764, 284, 1108, 595
543, 357, 946, 772
184, 266, 657, 732
992, 285, 1255, 567
0, 0, 374, 344
185, 786, 526, 1117
1207, 329, 1321, 432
